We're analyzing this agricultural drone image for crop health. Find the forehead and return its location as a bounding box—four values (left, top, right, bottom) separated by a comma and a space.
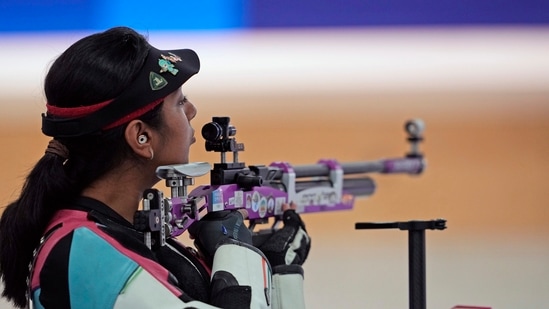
164, 87, 183, 101
159, 87, 185, 118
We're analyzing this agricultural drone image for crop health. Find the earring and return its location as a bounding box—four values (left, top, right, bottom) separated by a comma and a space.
149, 148, 154, 160
138, 135, 148, 144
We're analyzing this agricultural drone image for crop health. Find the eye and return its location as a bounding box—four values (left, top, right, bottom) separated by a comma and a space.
178, 95, 188, 105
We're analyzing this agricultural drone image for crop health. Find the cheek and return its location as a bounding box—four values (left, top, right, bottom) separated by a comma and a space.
179, 118, 192, 138
166, 109, 186, 130
169, 117, 192, 143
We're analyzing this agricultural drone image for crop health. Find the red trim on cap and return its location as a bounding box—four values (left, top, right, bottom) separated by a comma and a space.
103, 98, 164, 130
46, 99, 114, 118
45, 97, 164, 131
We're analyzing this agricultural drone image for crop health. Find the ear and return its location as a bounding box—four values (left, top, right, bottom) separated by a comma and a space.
125, 119, 152, 160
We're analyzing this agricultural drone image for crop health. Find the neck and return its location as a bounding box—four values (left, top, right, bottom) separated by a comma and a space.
81, 164, 158, 223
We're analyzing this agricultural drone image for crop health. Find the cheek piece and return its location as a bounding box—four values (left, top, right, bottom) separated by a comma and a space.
41, 45, 200, 138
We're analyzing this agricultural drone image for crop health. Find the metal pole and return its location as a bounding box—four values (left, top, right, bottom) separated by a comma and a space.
408, 229, 426, 309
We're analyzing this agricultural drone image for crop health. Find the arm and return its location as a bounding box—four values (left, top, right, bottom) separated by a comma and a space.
209, 240, 271, 309
188, 210, 272, 309
254, 203, 311, 309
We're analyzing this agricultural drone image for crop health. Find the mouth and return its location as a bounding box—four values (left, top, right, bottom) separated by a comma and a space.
190, 128, 196, 144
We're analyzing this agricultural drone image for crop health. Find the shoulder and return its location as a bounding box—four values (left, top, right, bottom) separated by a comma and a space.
31, 210, 187, 307
35, 215, 142, 290
34, 209, 171, 284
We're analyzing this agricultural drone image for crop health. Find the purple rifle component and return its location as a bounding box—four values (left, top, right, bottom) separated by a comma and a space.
186, 159, 375, 228
136, 117, 426, 247
382, 158, 425, 174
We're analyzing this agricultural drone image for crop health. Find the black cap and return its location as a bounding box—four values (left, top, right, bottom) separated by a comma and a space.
42, 45, 200, 138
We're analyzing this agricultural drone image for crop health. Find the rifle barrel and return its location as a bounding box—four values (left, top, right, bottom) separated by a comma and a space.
292, 158, 423, 177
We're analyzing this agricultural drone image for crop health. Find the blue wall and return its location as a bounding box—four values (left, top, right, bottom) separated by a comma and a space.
247, 0, 549, 28
1, 0, 548, 32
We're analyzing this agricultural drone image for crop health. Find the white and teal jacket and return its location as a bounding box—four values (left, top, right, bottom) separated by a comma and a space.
30, 197, 305, 309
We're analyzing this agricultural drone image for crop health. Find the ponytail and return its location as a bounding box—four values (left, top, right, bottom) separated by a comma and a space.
0, 152, 71, 308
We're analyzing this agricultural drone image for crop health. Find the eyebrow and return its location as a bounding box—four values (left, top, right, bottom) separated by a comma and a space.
175, 91, 185, 102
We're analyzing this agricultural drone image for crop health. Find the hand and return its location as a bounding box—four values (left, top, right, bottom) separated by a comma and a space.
254, 202, 311, 267
188, 209, 252, 264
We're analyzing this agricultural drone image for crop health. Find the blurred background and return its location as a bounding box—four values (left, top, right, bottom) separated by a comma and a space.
1, 1, 548, 308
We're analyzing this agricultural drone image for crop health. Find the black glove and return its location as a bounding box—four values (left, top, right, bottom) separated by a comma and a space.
188, 210, 252, 265
253, 209, 311, 267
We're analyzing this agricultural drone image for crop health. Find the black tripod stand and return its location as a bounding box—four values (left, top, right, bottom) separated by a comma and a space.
355, 219, 447, 309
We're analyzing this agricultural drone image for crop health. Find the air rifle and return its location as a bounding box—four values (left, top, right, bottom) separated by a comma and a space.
134, 116, 426, 250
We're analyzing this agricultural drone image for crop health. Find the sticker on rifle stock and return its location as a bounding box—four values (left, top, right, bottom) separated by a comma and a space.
252, 191, 260, 212
267, 197, 274, 213
275, 197, 285, 215
211, 190, 223, 211
234, 191, 244, 208
297, 187, 339, 206
246, 194, 252, 209
341, 193, 354, 205
258, 197, 267, 218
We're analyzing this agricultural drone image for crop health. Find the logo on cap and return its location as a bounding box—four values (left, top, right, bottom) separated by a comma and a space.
149, 53, 183, 90
149, 72, 168, 90
158, 53, 182, 76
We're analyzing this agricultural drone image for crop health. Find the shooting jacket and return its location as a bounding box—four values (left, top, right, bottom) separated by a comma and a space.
29, 197, 278, 309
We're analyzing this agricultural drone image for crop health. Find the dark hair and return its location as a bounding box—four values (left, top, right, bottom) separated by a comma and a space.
0, 27, 164, 308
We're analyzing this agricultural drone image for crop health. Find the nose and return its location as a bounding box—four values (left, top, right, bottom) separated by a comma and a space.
187, 101, 197, 121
